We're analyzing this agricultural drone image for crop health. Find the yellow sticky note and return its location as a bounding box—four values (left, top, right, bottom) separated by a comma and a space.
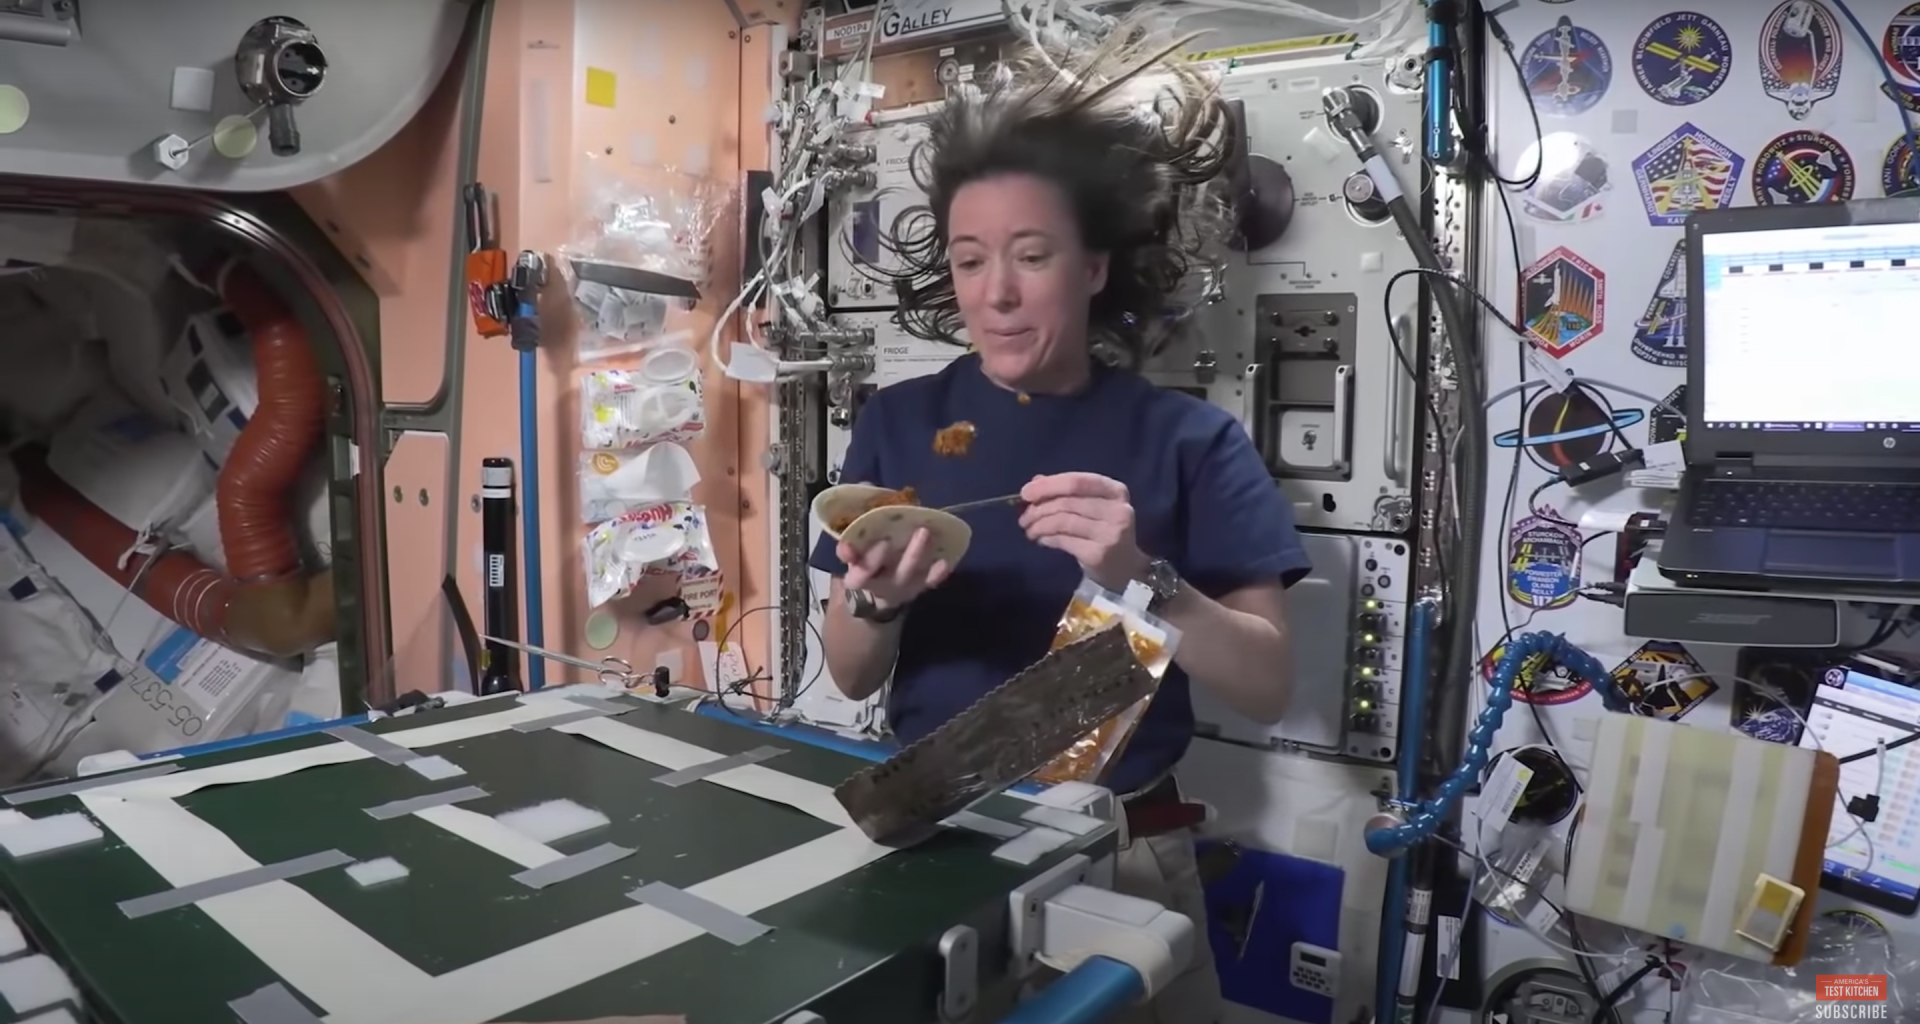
585, 67, 617, 108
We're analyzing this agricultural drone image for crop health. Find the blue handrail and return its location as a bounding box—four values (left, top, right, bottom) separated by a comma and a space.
994, 957, 1145, 1024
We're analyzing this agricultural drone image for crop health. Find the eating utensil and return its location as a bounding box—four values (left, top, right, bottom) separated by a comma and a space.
937, 493, 1025, 516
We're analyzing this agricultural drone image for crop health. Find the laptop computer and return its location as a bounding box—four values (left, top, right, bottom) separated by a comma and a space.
1659, 200, 1920, 590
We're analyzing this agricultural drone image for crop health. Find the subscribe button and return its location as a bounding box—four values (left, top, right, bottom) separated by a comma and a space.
1816, 976, 1889, 1019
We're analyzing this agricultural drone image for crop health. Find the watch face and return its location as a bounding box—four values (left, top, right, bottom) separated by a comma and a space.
1148, 560, 1179, 594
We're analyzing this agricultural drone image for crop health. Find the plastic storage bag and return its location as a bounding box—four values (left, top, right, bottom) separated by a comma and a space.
557, 159, 733, 360
582, 502, 719, 609
1031, 578, 1182, 786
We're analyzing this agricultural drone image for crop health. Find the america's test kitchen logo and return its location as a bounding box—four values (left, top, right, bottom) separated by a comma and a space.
1816, 975, 1889, 1018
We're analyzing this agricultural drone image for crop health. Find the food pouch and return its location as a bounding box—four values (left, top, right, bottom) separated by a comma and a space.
1032, 577, 1182, 786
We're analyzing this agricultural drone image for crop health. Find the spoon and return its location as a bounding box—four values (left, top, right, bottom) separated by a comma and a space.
937, 493, 1026, 516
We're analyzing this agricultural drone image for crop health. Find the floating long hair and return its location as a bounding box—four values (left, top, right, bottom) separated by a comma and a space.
869, 11, 1234, 366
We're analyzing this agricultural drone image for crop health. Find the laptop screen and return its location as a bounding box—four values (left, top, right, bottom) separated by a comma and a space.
1699, 220, 1920, 433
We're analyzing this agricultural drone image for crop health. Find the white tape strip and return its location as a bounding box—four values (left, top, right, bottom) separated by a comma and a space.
1620, 824, 1666, 924
413, 806, 562, 870
1628, 722, 1671, 826
555, 716, 853, 829
1764, 744, 1815, 882
1564, 718, 1630, 910
1020, 805, 1102, 836
1701, 737, 1766, 950
366, 828, 896, 1024
942, 810, 1027, 840
1029, 782, 1104, 809
79, 794, 430, 1021
89, 702, 566, 801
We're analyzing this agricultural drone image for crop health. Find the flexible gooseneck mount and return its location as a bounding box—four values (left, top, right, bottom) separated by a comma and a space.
1363, 631, 1626, 858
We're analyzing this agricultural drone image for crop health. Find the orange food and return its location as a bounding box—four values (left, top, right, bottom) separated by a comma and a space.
826, 486, 918, 533
1050, 598, 1166, 665
1037, 598, 1170, 784
933, 421, 978, 457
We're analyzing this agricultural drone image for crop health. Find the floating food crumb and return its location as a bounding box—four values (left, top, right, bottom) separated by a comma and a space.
933, 421, 977, 457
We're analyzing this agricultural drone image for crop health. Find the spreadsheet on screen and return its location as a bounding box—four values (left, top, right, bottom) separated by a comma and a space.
1699, 222, 1920, 429
1800, 667, 1920, 898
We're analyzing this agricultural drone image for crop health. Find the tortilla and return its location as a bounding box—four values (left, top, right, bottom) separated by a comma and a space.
813, 483, 972, 567
814, 483, 918, 535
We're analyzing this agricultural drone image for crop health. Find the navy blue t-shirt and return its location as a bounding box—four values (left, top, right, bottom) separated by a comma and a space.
810, 354, 1312, 794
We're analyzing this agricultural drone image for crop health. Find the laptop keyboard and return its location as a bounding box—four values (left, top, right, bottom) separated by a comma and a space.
1690, 480, 1920, 532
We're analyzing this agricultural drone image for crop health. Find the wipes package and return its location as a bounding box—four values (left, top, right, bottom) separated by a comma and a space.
582, 502, 719, 609
580, 443, 700, 523
581, 365, 704, 450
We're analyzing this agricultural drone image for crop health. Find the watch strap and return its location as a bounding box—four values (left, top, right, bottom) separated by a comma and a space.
847, 588, 905, 623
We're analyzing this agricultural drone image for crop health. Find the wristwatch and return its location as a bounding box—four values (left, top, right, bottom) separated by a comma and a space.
846, 587, 905, 624
1140, 559, 1182, 612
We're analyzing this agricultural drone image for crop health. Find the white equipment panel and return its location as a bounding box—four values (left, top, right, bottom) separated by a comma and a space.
1166, 52, 1426, 536
783, 312, 967, 732
826, 117, 934, 310
1192, 531, 1409, 763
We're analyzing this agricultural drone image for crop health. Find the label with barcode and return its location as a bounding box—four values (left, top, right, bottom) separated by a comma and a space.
1435, 915, 1462, 980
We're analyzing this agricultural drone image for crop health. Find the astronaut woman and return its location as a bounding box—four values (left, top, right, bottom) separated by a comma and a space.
811, 17, 1313, 1021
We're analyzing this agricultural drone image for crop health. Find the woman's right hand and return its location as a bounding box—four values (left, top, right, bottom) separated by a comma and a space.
839, 527, 952, 613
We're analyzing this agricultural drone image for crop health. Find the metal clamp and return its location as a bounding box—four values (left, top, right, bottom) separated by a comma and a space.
938, 924, 979, 1022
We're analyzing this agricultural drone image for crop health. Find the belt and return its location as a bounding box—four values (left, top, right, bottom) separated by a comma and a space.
1122, 776, 1209, 839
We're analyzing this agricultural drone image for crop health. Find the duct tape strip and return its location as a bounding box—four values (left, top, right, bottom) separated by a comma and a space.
119, 849, 354, 919
88, 783, 890, 1024
326, 726, 418, 765
510, 842, 635, 890
561, 693, 634, 716
511, 707, 610, 733
229, 983, 323, 1024
363, 785, 490, 821
628, 881, 770, 945
942, 810, 1028, 840
652, 746, 786, 787
4, 764, 179, 805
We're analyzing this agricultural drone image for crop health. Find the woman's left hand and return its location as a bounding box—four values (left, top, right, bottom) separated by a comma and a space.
1019, 472, 1150, 592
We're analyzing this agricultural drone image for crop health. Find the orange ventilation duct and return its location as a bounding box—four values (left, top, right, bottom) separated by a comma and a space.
16, 260, 336, 658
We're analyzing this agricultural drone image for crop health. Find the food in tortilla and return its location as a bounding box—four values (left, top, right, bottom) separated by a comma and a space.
824, 486, 919, 534
933, 421, 977, 457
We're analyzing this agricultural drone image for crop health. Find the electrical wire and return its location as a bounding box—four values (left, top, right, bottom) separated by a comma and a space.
1424, 828, 1642, 966
1709, 672, 1879, 869
709, 601, 827, 717
1589, 957, 1665, 1024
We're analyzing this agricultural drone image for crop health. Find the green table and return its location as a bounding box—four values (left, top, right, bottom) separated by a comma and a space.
0, 695, 1116, 1024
